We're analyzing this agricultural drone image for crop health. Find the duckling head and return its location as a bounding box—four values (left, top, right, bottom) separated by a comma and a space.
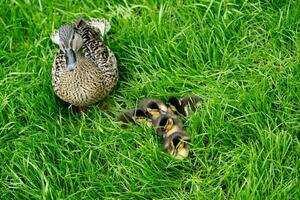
164, 131, 191, 160
146, 101, 163, 119
133, 109, 148, 124
168, 95, 202, 117
158, 116, 173, 133
118, 109, 148, 128
168, 97, 183, 115
182, 95, 202, 116
51, 24, 83, 71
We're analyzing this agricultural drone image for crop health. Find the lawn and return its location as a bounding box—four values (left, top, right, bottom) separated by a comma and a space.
0, 0, 299, 199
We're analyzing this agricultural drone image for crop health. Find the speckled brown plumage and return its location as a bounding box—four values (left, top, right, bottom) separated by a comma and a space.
52, 18, 118, 107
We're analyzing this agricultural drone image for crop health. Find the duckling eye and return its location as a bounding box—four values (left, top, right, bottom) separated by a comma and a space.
148, 102, 159, 109
173, 136, 181, 147
169, 97, 181, 107
159, 117, 168, 127
135, 109, 146, 117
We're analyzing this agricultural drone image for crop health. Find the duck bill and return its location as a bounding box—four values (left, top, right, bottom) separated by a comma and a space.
65, 49, 77, 71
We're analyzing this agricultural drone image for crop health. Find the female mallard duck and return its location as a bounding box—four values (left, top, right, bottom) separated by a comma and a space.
51, 17, 118, 111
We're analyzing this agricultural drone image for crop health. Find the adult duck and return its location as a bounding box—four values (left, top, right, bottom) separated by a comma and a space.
51, 17, 118, 111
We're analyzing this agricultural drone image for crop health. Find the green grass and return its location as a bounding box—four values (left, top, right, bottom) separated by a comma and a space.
0, 0, 299, 199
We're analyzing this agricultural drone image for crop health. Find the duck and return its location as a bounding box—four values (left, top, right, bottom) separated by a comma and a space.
51, 17, 118, 111
138, 98, 170, 120
118, 108, 150, 128
168, 95, 202, 117
163, 130, 191, 160
118, 98, 170, 128
152, 112, 183, 137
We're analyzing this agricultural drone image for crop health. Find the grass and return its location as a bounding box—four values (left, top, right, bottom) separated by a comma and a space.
0, 0, 299, 199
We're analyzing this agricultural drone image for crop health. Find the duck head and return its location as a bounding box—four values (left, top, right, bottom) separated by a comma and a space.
51, 24, 83, 71
168, 95, 202, 117
138, 99, 169, 120
118, 108, 151, 128
164, 131, 191, 160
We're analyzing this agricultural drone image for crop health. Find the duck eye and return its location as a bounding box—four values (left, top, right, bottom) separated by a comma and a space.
135, 109, 146, 117
159, 117, 168, 127
173, 136, 181, 147
169, 97, 180, 107
148, 102, 159, 109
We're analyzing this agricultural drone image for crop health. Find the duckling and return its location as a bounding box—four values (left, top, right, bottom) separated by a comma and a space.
152, 112, 183, 137
164, 131, 191, 160
118, 108, 150, 128
51, 17, 118, 111
168, 95, 202, 117
138, 98, 169, 120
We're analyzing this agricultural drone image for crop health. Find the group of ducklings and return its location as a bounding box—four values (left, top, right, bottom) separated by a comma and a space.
118, 95, 202, 160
